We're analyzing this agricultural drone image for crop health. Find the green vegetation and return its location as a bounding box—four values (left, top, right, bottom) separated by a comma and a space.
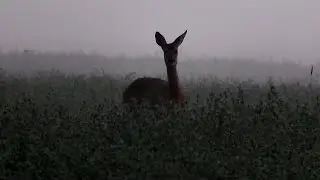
1, 70, 320, 179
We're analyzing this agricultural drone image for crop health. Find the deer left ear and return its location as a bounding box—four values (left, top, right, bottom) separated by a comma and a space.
155, 32, 167, 47
172, 30, 187, 47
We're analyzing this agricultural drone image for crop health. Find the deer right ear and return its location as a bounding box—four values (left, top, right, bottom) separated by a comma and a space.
155, 32, 167, 47
172, 30, 187, 48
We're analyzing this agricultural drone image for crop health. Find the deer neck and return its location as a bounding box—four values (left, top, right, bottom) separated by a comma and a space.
166, 66, 183, 101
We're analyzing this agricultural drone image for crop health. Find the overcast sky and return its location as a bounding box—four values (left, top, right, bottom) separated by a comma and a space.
0, 0, 319, 62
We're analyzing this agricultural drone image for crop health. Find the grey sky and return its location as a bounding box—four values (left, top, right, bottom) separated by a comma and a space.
0, 0, 319, 62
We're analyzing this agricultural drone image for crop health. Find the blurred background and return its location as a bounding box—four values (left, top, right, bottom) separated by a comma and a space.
0, 0, 319, 82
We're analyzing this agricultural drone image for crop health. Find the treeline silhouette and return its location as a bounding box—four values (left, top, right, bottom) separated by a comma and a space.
0, 51, 319, 83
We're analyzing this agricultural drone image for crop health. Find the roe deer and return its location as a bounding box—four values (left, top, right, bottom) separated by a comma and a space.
123, 30, 187, 106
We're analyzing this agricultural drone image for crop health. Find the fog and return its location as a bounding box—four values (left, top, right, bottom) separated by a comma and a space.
0, 0, 320, 63
0, 1, 320, 83
1, 51, 320, 85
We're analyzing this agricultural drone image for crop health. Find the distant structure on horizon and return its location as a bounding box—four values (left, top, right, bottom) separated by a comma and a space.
23, 49, 39, 54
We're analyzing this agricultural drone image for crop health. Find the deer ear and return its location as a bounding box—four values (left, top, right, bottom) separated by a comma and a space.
172, 30, 187, 47
155, 32, 167, 47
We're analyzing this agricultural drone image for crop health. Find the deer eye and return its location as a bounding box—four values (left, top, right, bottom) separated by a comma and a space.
162, 47, 168, 51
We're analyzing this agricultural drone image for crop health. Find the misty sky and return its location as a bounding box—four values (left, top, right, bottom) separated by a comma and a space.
0, 0, 320, 62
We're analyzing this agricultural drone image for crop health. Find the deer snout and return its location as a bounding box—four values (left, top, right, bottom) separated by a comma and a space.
166, 59, 177, 66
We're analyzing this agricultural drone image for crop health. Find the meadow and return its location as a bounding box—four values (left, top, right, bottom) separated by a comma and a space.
1, 68, 320, 179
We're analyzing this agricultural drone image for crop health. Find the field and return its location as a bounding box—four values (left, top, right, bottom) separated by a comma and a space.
1, 68, 320, 179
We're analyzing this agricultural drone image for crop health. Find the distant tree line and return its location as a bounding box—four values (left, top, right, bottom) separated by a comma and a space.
0, 51, 318, 83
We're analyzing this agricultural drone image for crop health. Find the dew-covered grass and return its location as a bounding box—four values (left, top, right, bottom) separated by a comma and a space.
1, 70, 320, 179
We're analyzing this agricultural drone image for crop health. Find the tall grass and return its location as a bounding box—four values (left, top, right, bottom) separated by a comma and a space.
1, 70, 320, 179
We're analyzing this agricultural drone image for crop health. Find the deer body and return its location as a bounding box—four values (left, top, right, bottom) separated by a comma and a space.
123, 30, 187, 106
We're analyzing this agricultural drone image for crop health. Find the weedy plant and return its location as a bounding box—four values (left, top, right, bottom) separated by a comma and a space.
0, 70, 320, 179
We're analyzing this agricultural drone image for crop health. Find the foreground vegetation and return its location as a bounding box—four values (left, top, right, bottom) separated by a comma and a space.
1, 71, 320, 179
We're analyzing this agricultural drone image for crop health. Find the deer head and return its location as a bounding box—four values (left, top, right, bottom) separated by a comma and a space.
155, 30, 187, 67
